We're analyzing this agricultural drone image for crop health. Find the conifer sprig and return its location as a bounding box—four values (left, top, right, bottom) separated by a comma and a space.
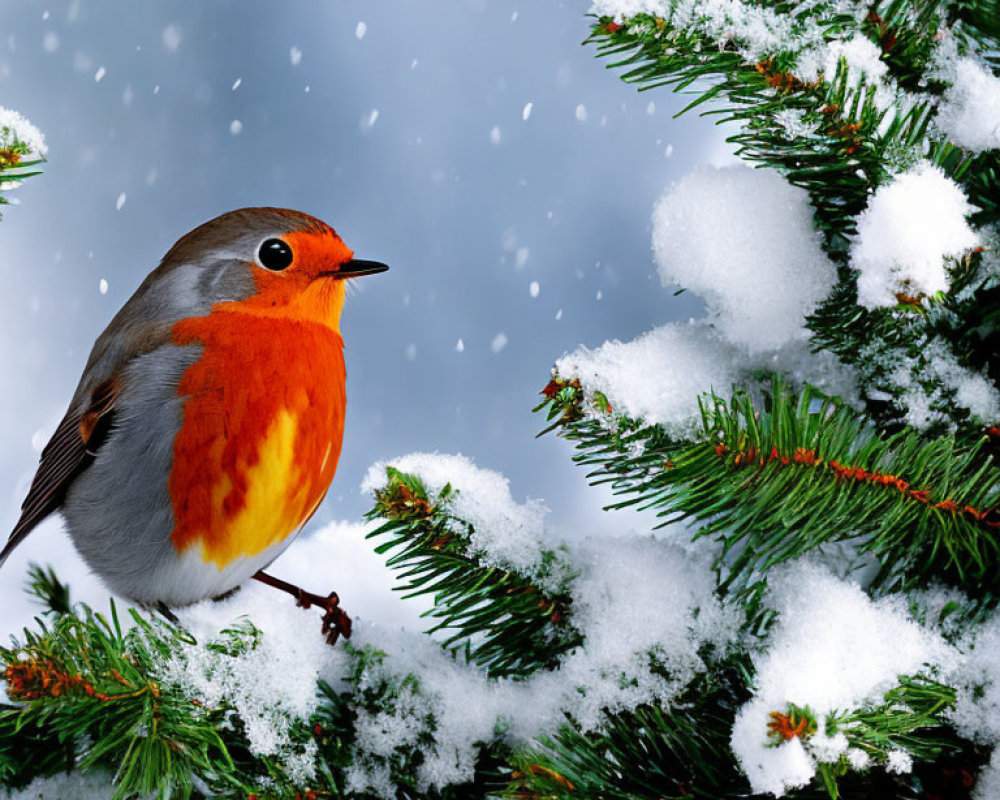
538, 379, 1000, 603
0, 601, 233, 799
366, 466, 581, 677
0, 108, 46, 208
586, 10, 940, 253
506, 660, 752, 800
587, 7, 1000, 435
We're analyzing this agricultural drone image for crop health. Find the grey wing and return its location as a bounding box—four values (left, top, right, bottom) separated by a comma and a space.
0, 377, 120, 566
1, 251, 253, 568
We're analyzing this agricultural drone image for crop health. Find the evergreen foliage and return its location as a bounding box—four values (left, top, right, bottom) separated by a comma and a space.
4, 1, 1000, 798
0, 109, 45, 209
538, 379, 1000, 605
365, 467, 580, 678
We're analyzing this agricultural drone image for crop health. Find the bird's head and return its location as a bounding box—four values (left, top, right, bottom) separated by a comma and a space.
157, 207, 388, 330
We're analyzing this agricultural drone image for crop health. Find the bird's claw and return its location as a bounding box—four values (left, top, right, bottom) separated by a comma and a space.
320, 592, 352, 645
294, 588, 352, 644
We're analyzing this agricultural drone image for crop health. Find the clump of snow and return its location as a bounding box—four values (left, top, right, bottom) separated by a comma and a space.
555, 320, 743, 438
847, 748, 871, 769
886, 750, 914, 774
337, 532, 741, 794
950, 616, 1000, 744
731, 561, 955, 796
491, 332, 508, 353
344, 624, 528, 797
362, 453, 741, 734
934, 606, 1000, 798
809, 731, 849, 763
852, 162, 978, 309
0, 106, 47, 155
589, 0, 663, 17
975, 751, 1000, 800
797, 33, 887, 85
772, 108, 812, 140
0, 772, 116, 799
162, 582, 345, 784
533, 535, 741, 731
652, 165, 836, 352
362, 453, 566, 592
936, 59, 1000, 153
734, 735, 815, 797
863, 338, 1000, 429
590, 0, 803, 62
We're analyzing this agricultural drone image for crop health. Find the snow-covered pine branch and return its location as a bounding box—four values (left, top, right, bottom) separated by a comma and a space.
5, 1, 1000, 798
0, 106, 46, 209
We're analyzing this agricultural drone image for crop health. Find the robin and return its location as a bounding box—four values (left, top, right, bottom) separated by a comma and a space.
1, 207, 388, 642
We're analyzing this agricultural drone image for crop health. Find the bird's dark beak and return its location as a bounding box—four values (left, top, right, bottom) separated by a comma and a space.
319, 259, 390, 279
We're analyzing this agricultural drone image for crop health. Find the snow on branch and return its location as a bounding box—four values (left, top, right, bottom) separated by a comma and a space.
362, 453, 566, 593
652, 165, 836, 352
935, 57, 1000, 154
731, 561, 957, 796
0, 106, 47, 208
362, 454, 743, 731
852, 162, 979, 309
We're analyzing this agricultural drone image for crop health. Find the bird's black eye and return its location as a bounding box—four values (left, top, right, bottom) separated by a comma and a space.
258, 238, 293, 271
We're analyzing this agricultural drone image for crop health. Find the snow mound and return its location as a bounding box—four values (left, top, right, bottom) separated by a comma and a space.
653, 165, 836, 352
362, 452, 565, 592
852, 162, 978, 309
731, 561, 955, 796
936, 58, 1000, 154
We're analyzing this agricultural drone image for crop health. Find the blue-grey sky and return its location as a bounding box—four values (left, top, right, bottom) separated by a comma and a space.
0, 1, 726, 631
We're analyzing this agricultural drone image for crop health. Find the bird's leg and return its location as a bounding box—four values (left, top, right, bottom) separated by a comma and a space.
252, 570, 352, 645
154, 601, 182, 625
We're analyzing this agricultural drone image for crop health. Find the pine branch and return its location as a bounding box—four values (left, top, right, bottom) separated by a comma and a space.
537, 378, 1000, 605
365, 467, 582, 678
826, 675, 959, 771
1, 567, 516, 799
0, 601, 232, 799
24, 562, 72, 616
585, 10, 949, 255
586, 8, 1000, 434
506, 658, 753, 800
0, 118, 45, 208
506, 663, 965, 800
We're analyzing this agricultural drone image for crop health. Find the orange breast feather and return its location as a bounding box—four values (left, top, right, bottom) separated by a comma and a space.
169, 310, 346, 568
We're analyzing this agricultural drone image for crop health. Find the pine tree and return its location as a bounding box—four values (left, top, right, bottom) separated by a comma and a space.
4, 1, 1000, 798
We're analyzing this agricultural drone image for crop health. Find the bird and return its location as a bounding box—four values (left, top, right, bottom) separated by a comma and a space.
1, 207, 388, 642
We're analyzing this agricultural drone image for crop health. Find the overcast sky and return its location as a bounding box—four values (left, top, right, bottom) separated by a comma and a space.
0, 0, 730, 636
